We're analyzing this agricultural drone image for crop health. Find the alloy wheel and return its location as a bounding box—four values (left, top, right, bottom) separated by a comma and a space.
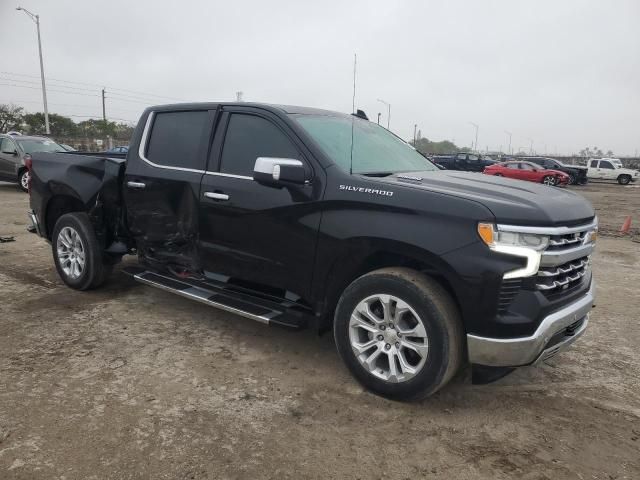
348, 294, 429, 383
56, 226, 86, 279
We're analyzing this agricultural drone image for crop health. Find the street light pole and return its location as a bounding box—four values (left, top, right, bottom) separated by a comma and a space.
527, 137, 534, 155
413, 124, 417, 145
469, 122, 479, 151
17, 6, 50, 135
377, 99, 390, 129
504, 130, 512, 155
377, 112, 381, 125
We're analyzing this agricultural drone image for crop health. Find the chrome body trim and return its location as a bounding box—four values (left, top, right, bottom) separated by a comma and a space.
204, 171, 253, 180
126, 181, 146, 189
496, 218, 598, 236
467, 280, 595, 367
204, 192, 230, 201
540, 243, 594, 267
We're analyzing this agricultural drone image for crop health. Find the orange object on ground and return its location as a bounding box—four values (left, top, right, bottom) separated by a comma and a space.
620, 216, 632, 233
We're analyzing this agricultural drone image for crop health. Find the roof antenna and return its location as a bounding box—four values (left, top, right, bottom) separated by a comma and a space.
349, 53, 357, 175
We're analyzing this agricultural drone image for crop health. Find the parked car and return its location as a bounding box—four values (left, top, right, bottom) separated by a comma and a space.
105, 146, 129, 154
483, 161, 570, 186
0, 134, 66, 191
431, 152, 497, 172
587, 158, 638, 185
27, 102, 597, 400
522, 157, 588, 185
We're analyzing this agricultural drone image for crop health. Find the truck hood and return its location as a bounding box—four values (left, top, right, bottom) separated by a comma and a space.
375, 170, 595, 226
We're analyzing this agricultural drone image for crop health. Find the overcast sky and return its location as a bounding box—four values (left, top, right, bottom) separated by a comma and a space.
1, 0, 639, 155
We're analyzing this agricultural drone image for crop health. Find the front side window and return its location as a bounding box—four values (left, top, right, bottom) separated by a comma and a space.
506, 163, 519, 169
519, 163, 534, 170
600, 161, 614, 169
293, 114, 437, 175
146, 111, 208, 170
220, 114, 299, 177
468, 154, 479, 161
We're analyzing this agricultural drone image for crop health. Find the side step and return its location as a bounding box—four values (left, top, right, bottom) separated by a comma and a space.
125, 268, 309, 329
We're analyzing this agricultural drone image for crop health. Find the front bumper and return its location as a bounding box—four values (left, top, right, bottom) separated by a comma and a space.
467, 280, 595, 367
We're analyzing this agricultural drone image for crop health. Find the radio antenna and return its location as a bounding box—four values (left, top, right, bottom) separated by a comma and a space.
349, 53, 357, 175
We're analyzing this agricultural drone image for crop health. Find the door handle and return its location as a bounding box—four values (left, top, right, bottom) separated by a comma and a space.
204, 191, 229, 201
127, 181, 146, 189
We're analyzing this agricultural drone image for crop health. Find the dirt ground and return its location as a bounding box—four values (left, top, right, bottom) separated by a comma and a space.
0, 180, 638, 479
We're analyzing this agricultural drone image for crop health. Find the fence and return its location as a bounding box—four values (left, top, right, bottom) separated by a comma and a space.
55, 136, 130, 152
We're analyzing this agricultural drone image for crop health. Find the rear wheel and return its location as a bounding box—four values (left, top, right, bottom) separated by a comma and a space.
618, 175, 631, 185
52, 212, 112, 290
494, 173, 503, 177
542, 175, 556, 186
18, 169, 29, 192
334, 267, 464, 400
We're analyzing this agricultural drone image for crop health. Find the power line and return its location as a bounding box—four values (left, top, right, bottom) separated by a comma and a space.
0, 70, 186, 102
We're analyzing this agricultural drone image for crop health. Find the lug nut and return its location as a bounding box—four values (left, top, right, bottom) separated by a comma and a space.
397, 333, 402, 338
377, 335, 383, 341
385, 343, 391, 350
389, 324, 394, 329
380, 325, 386, 331
395, 342, 400, 348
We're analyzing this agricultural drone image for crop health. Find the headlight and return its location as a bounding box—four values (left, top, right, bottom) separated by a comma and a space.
477, 223, 549, 251
477, 223, 547, 279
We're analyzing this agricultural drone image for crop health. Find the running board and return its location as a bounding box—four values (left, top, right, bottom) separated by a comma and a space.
129, 269, 307, 329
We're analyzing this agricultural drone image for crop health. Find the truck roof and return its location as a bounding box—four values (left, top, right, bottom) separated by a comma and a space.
146, 102, 350, 118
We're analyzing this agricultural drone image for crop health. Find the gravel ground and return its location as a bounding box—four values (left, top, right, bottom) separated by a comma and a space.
0, 181, 638, 479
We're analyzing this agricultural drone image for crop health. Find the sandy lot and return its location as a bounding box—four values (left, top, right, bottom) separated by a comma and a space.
0, 181, 638, 479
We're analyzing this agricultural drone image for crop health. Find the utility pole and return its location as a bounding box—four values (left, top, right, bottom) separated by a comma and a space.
527, 137, 533, 155
377, 99, 390, 129
413, 124, 417, 145
102, 88, 107, 124
469, 122, 479, 151
235, 91, 243, 102
377, 113, 381, 125
505, 130, 512, 155
17, 6, 50, 134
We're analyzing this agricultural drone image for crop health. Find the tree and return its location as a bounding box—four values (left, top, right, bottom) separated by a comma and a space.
411, 137, 462, 155
0, 104, 24, 132
23, 112, 78, 136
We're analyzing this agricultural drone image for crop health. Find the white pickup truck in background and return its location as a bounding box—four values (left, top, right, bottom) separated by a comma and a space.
587, 158, 639, 185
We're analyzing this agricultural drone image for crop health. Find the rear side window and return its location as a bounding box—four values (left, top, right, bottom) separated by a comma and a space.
146, 111, 208, 170
220, 114, 299, 176
590, 160, 598, 168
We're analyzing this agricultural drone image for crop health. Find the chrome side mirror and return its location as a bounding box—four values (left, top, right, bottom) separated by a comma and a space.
253, 157, 309, 186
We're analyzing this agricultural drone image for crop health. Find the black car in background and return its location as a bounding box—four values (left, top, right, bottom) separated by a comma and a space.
521, 157, 588, 185
431, 152, 497, 172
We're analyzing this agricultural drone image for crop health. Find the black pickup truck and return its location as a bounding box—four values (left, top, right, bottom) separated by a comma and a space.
430, 152, 497, 172
27, 103, 597, 400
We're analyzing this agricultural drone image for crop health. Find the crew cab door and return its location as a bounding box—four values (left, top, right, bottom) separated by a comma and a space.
598, 160, 616, 180
0, 137, 19, 181
198, 108, 323, 300
123, 109, 215, 269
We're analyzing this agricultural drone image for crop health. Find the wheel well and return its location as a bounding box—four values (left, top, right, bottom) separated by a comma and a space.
320, 251, 462, 331
45, 196, 85, 239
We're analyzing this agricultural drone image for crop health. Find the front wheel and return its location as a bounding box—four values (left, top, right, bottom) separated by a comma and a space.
52, 212, 112, 290
568, 173, 576, 185
333, 268, 464, 400
542, 175, 556, 186
618, 175, 631, 185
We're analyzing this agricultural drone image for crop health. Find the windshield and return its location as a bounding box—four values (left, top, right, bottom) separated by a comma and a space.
16, 138, 66, 154
609, 160, 623, 168
293, 114, 437, 174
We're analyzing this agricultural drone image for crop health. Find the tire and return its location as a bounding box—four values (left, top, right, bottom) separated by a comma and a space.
568, 173, 576, 185
618, 175, 631, 185
18, 169, 29, 192
52, 212, 112, 290
494, 173, 503, 177
542, 175, 556, 186
333, 267, 464, 400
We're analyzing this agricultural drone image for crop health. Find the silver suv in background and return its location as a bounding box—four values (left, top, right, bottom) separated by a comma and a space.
0, 134, 67, 191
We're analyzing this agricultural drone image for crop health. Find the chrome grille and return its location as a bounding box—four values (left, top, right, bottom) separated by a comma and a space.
546, 231, 588, 250
536, 256, 590, 293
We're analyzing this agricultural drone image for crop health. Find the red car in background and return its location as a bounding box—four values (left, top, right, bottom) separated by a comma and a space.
483, 161, 570, 186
